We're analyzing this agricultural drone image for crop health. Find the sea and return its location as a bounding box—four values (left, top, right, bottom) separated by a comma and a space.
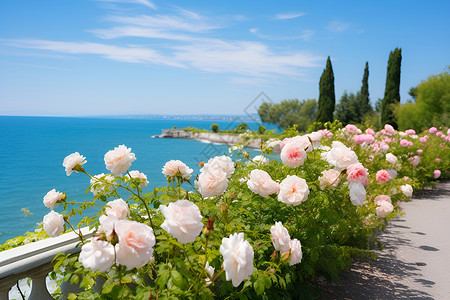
0, 116, 276, 243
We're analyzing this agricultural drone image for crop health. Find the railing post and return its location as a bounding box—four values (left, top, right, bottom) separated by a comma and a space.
28, 263, 54, 300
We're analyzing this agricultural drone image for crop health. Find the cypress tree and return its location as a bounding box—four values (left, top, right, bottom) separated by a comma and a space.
316, 56, 335, 124
381, 48, 402, 128
358, 61, 372, 118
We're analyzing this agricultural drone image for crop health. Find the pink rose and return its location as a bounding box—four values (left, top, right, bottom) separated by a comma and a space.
105, 198, 129, 220
160, 200, 204, 244
318, 129, 333, 139
347, 163, 368, 184
417, 149, 423, 154
405, 129, 416, 135
345, 124, 358, 133
247, 169, 279, 198
197, 168, 228, 197
43, 189, 63, 210
376, 201, 394, 218
400, 139, 410, 147
289, 238, 302, 266
385, 153, 398, 164
270, 222, 291, 253
380, 142, 389, 152
278, 175, 309, 206
162, 160, 193, 179
435, 158, 441, 162
376, 170, 390, 182
362, 134, 375, 144
43, 211, 64, 237
126, 170, 149, 187
384, 124, 395, 135
280, 142, 307, 168
318, 169, 341, 190
353, 135, 365, 144
115, 220, 156, 270
63, 152, 86, 176
419, 137, 427, 143
374, 195, 391, 206
429, 127, 437, 134
104, 145, 136, 175
365, 128, 375, 136
436, 131, 443, 137
434, 170, 441, 178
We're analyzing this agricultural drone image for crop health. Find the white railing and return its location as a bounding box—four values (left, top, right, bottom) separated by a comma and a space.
0, 228, 93, 300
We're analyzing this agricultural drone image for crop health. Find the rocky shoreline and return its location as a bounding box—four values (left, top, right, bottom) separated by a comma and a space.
154, 129, 263, 150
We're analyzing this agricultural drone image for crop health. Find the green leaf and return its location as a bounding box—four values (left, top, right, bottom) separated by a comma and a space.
67, 293, 77, 300
102, 282, 115, 294
171, 269, 188, 290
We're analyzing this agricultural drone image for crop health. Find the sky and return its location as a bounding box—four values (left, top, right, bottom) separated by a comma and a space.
0, 0, 449, 117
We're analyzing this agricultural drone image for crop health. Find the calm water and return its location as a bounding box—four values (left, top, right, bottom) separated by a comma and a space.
0, 116, 274, 243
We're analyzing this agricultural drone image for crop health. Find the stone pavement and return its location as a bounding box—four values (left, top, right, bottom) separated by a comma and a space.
318, 180, 450, 300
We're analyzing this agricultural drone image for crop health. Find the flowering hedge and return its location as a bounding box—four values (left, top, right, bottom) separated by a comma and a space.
40, 123, 449, 299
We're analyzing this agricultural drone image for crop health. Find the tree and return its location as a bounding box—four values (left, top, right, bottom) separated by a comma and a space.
381, 48, 402, 128
358, 61, 372, 117
316, 56, 336, 124
258, 99, 317, 132
397, 67, 450, 131
210, 124, 219, 133
334, 91, 360, 125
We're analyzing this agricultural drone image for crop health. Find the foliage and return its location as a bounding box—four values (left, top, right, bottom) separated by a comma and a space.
334, 91, 360, 125
397, 67, 450, 131
316, 56, 336, 124
235, 123, 249, 133
3, 122, 449, 299
211, 124, 219, 133
258, 99, 317, 131
381, 48, 402, 129
258, 125, 266, 134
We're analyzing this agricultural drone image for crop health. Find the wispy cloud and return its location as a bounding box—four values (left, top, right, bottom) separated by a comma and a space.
249, 28, 314, 41
326, 20, 350, 32
96, 0, 157, 10
275, 12, 306, 20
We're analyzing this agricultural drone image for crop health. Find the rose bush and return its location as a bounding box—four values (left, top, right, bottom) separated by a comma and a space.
33, 123, 449, 299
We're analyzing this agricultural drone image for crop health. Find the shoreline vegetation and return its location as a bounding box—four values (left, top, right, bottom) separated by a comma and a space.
154, 128, 282, 153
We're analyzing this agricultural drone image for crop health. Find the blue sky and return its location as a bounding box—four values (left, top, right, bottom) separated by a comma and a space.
0, 0, 449, 116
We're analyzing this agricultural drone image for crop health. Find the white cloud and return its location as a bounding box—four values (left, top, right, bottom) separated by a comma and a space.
105, 14, 220, 32
96, 0, 157, 9
249, 28, 258, 34
327, 21, 350, 32
275, 12, 306, 20
249, 29, 314, 41
89, 26, 193, 40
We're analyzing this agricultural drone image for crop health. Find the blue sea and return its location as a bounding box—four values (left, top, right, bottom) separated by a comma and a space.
0, 116, 275, 243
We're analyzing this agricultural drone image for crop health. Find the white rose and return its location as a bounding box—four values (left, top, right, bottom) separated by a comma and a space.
280, 142, 307, 168
289, 238, 302, 266
43, 189, 63, 210
252, 155, 269, 165
349, 182, 366, 206
278, 175, 309, 206
105, 198, 129, 220
62, 152, 86, 176
201, 155, 235, 178
205, 262, 215, 284
162, 160, 193, 179
79, 237, 115, 272
43, 211, 64, 237
324, 141, 358, 171
376, 201, 394, 218
197, 168, 228, 197
115, 220, 156, 270
104, 145, 136, 175
126, 170, 149, 187
160, 200, 204, 244
318, 169, 341, 190
270, 222, 291, 253
99, 215, 118, 236
385, 153, 398, 164
307, 132, 323, 148
220, 233, 254, 287
90, 173, 115, 196
247, 169, 279, 198
400, 184, 413, 198
387, 169, 398, 179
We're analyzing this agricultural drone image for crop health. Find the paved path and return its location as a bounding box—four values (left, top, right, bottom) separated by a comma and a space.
319, 180, 450, 300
